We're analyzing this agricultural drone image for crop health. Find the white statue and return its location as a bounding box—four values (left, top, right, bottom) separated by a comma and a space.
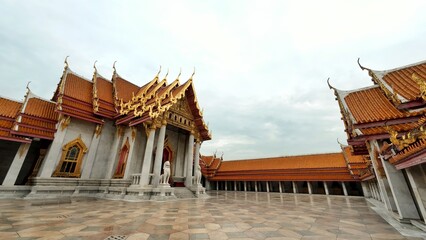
160, 161, 170, 184
194, 165, 202, 185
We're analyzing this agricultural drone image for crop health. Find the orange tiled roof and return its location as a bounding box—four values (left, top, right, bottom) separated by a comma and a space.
372, 61, 426, 101
13, 96, 58, 140
64, 72, 93, 104
0, 97, 22, 118
203, 152, 359, 182
218, 153, 347, 172
0, 97, 30, 143
114, 75, 139, 103
56, 70, 103, 124
93, 74, 116, 118
344, 87, 405, 124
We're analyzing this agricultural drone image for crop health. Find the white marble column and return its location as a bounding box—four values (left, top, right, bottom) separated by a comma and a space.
184, 134, 195, 187
152, 124, 167, 188
307, 181, 313, 194
323, 181, 329, 195
139, 127, 156, 187
279, 181, 283, 193
406, 166, 426, 223
369, 141, 397, 211
254, 181, 258, 192
266, 181, 270, 192
81, 129, 101, 179
292, 181, 298, 193
342, 182, 348, 196
2, 143, 31, 186
225, 181, 228, 191
382, 158, 420, 220
193, 141, 201, 185
244, 181, 247, 192
38, 123, 68, 178
105, 129, 124, 179
216, 182, 219, 191
361, 181, 371, 198
234, 181, 237, 191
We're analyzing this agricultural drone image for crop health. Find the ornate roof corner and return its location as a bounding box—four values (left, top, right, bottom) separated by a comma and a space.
357, 58, 370, 71
189, 67, 195, 81
412, 73, 426, 101
92, 61, 100, 113
327, 78, 338, 97
64, 55, 69, 69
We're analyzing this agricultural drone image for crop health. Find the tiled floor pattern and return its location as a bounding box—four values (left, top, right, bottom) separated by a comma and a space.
0, 191, 424, 240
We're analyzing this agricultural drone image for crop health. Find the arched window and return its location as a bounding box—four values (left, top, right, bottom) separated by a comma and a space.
114, 138, 130, 178
53, 136, 87, 178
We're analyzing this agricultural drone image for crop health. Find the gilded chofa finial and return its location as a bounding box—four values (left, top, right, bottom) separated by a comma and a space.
357, 58, 368, 71
93, 60, 98, 73
190, 67, 195, 80
327, 78, 334, 90
156, 65, 162, 78
176, 68, 182, 80
163, 68, 169, 80
113, 61, 117, 74
26, 81, 31, 91
64, 56, 69, 68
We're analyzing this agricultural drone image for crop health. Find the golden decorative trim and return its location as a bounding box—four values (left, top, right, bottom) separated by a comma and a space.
412, 73, 426, 101
371, 72, 401, 106
95, 124, 103, 138
116, 125, 125, 137
52, 136, 88, 178
131, 126, 137, 141
60, 115, 71, 131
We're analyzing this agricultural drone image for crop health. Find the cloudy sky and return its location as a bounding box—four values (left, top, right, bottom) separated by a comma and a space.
1, 1, 426, 160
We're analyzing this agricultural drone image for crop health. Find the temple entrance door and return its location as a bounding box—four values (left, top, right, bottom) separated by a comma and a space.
162, 146, 173, 185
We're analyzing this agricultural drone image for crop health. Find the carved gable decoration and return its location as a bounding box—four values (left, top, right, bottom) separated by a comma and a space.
166, 97, 195, 132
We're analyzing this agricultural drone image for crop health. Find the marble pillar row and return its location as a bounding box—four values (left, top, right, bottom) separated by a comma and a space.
307, 181, 313, 194
381, 159, 420, 220
323, 181, 330, 195
139, 127, 156, 187
406, 166, 426, 223
292, 181, 298, 193
342, 182, 348, 196
361, 181, 371, 198
152, 124, 167, 188
2, 143, 31, 186
193, 141, 201, 185
184, 134, 195, 187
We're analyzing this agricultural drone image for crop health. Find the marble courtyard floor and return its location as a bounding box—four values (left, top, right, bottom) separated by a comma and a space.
0, 191, 425, 240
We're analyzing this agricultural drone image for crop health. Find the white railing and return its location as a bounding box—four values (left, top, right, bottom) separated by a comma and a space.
131, 174, 141, 185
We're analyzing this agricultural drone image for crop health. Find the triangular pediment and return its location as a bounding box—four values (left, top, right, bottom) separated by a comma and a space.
166, 96, 195, 132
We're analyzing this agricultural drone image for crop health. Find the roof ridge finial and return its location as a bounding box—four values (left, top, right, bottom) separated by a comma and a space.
25, 81, 32, 96
163, 68, 169, 80
327, 77, 335, 90
176, 68, 182, 81
156, 65, 162, 78
357, 58, 369, 71
113, 61, 117, 74
190, 67, 195, 80
337, 138, 346, 148
64, 56, 69, 68
93, 60, 98, 73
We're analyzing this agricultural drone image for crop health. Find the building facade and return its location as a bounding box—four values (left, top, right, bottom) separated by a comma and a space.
0, 59, 211, 200
200, 145, 371, 196
330, 59, 426, 230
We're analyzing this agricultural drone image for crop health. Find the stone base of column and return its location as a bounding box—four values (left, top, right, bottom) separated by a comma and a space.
190, 184, 208, 197
151, 186, 176, 201
0, 186, 32, 199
